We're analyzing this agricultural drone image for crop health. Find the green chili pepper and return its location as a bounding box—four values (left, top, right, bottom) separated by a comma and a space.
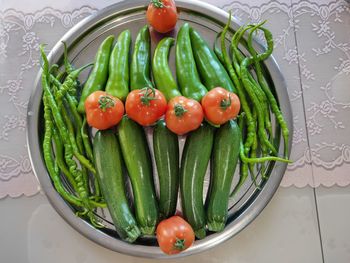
50, 75, 94, 162
77, 35, 114, 113
153, 37, 181, 101
189, 27, 236, 93
40, 45, 103, 227
247, 26, 290, 159
240, 55, 277, 156
62, 41, 82, 100
176, 23, 207, 101
220, 17, 256, 155
42, 91, 82, 207
130, 26, 154, 90
61, 42, 100, 197
56, 63, 93, 107
52, 123, 79, 193
106, 30, 131, 101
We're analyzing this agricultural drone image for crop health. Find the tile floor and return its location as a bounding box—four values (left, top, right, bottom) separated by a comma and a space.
0, 186, 328, 263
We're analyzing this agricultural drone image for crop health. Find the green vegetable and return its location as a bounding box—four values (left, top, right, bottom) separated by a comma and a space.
117, 116, 158, 235
40, 45, 102, 227
240, 46, 277, 155
206, 120, 241, 232
189, 28, 236, 93
77, 35, 114, 113
51, 124, 79, 193
218, 14, 291, 197
153, 120, 179, 219
106, 30, 131, 101
176, 23, 207, 101
180, 122, 215, 239
93, 130, 141, 242
42, 91, 82, 207
152, 37, 181, 101
130, 26, 154, 90
246, 26, 289, 159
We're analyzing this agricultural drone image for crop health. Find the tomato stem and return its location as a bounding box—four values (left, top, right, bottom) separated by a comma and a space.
151, 0, 164, 8
140, 87, 157, 106
173, 238, 186, 251
220, 95, 232, 110
174, 104, 187, 117
98, 95, 115, 112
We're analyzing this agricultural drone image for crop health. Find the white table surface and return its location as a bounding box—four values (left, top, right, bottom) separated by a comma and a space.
1, 186, 349, 262
1, 0, 350, 262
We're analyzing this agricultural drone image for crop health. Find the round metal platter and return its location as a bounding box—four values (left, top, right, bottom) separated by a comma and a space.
27, 0, 293, 259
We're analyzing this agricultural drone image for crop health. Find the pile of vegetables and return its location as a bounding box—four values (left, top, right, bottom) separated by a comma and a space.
40, 0, 291, 255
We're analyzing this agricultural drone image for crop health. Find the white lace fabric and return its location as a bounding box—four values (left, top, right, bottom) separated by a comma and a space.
0, 0, 349, 198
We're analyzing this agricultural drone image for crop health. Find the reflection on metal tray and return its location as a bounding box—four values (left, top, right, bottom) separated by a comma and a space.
27, 0, 292, 259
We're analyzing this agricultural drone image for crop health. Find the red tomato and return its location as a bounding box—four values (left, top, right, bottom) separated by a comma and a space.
85, 91, 124, 130
165, 96, 203, 135
125, 88, 167, 126
156, 216, 195, 255
146, 0, 178, 33
201, 87, 241, 125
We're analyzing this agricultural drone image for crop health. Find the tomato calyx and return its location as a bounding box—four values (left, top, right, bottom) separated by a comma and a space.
173, 238, 186, 251
98, 95, 115, 112
220, 95, 232, 110
140, 87, 158, 106
174, 104, 188, 117
151, 0, 164, 8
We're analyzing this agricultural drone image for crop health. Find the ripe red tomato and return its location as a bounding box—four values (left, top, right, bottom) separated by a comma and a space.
85, 91, 124, 130
146, 0, 178, 33
201, 87, 241, 125
156, 216, 195, 255
125, 87, 167, 126
165, 96, 203, 135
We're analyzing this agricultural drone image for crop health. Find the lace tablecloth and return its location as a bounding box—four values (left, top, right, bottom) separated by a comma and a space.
0, 0, 349, 198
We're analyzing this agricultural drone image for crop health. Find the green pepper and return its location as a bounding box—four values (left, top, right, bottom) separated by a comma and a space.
176, 23, 207, 101
189, 28, 236, 93
130, 25, 154, 90
105, 30, 131, 101
152, 37, 181, 101
77, 35, 114, 113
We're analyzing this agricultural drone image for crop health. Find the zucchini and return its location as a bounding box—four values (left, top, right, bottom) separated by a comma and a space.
93, 130, 140, 242
180, 122, 215, 239
117, 116, 159, 235
206, 120, 241, 232
153, 120, 179, 219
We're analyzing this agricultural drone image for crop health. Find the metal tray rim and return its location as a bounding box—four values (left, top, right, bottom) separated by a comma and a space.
26, 0, 293, 259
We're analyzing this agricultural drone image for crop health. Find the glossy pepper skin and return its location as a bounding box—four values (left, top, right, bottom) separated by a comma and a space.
152, 37, 181, 101
77, 35, 115, 113
189, 28, 236, 93
176, 23, 207, 102
105, 30, 131, 101
130, 25, 154, 90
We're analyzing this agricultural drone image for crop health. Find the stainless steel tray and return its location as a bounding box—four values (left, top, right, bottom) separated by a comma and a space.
27, 0, 293, 259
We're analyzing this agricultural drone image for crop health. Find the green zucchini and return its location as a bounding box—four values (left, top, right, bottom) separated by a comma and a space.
153, 120, 179, 219
117, 116, 159, 235
206, 120, 241, 232
180, 122, 215, 239
93, 130, 140, 242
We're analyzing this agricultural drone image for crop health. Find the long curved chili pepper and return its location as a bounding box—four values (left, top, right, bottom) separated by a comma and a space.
43, 93, 82, 206
220, 14, 256, 154
50, 74, 100, 199
247, 26, 290, 159
51, 124, 79, 193
56, 63, 93, 107
240, 57, 277, 155
40, 45, 103, 227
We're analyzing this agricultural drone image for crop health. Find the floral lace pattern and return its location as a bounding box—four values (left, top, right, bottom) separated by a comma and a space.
0, 0, 348, 198
0, 6, 97, 198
